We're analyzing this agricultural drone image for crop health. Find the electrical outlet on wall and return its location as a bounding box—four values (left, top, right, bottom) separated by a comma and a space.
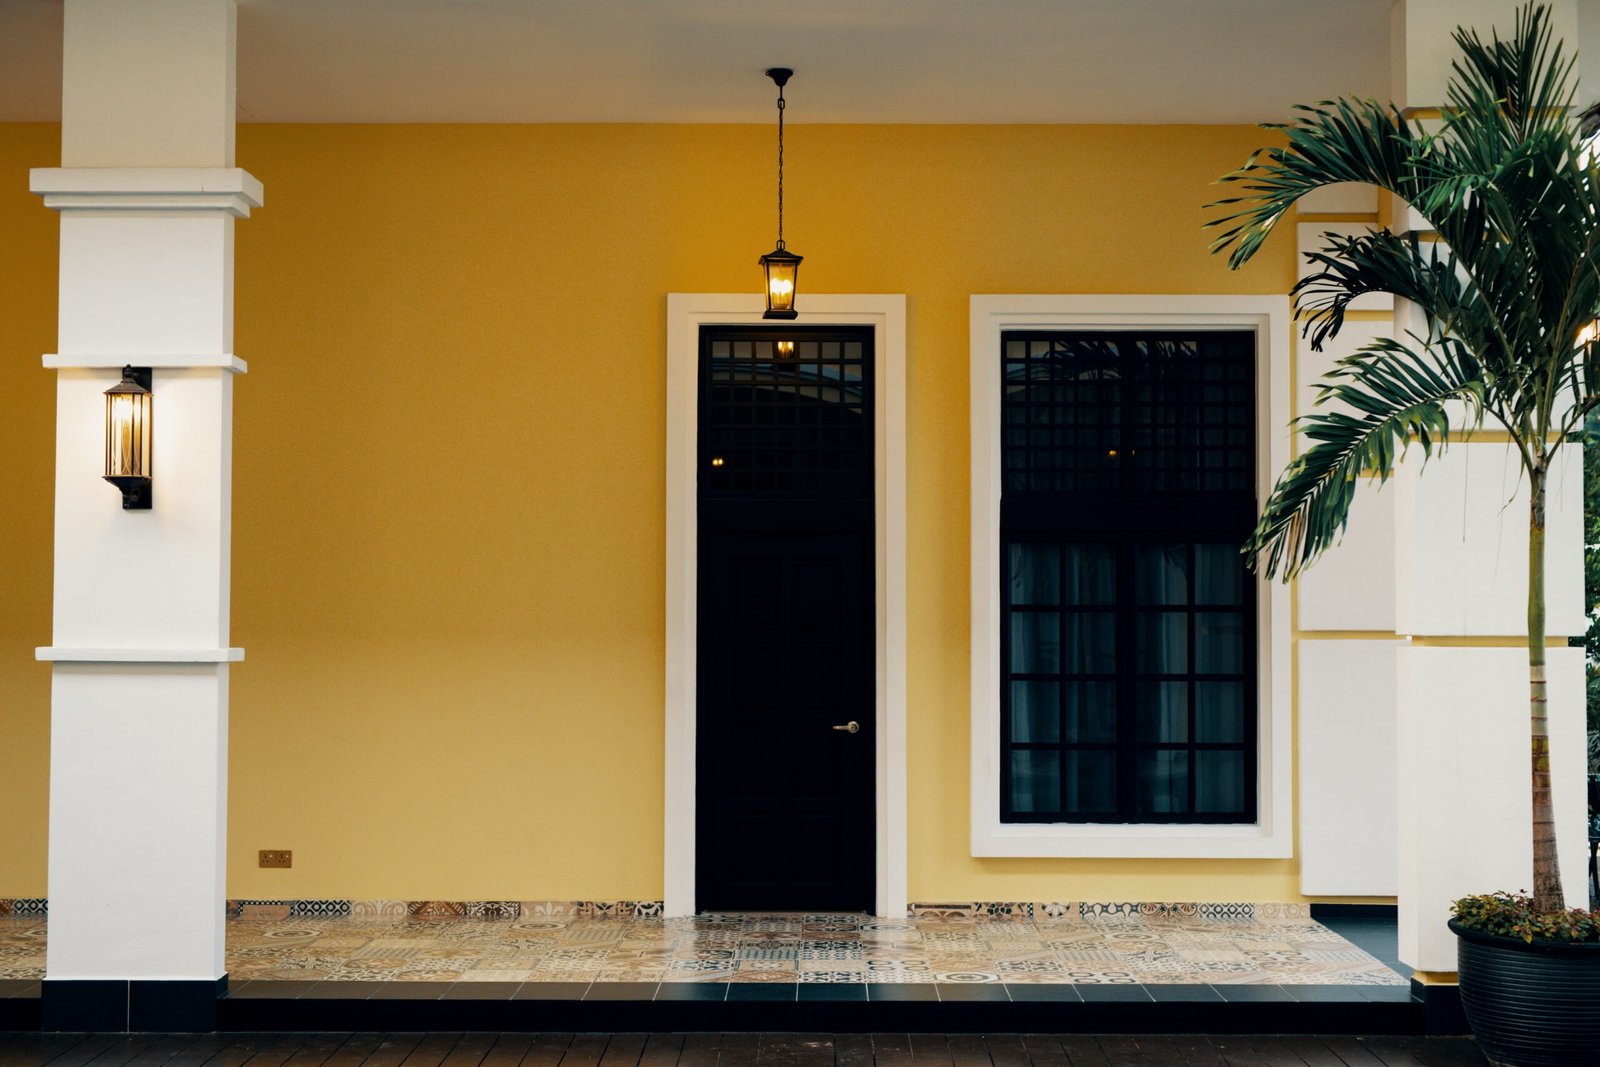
258, 849, 292, 868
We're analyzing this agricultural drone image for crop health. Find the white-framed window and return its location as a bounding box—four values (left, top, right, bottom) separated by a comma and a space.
969, 295, 1293, 859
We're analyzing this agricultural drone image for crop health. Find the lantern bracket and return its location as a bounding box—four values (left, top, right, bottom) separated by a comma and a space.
105, 478, 152, 510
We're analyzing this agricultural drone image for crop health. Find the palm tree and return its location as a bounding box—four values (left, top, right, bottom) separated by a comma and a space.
1209, 2, 1598, 917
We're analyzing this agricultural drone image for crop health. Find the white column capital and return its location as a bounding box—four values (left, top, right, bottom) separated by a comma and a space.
37, 648, 245, 664
30, 167, 263, 218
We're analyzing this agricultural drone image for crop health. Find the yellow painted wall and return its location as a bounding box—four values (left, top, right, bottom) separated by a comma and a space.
0, 121, 1306, 902
0, 124, 59, 898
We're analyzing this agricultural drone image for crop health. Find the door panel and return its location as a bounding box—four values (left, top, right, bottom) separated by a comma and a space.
696, 324, 876, 913
696, 532, 874, 911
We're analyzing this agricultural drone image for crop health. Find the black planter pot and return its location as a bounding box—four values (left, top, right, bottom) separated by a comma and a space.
1451, 919, 1600, 1067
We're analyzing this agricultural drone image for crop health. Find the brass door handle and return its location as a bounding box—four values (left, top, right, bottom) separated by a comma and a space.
832, 721, 860, 734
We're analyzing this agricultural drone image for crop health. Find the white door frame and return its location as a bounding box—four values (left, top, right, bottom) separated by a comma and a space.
664, 293, 907, 918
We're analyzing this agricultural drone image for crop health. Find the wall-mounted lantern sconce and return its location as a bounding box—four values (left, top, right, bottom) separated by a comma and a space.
759, 67, 802, 320
104, 365, 152, 510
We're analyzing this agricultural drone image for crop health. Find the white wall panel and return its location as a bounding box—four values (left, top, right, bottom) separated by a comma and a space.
51, 369, 233, 650
1294, 317, 1387, 423
1297, 184, 1379, 215
1295, 315, 1398, 632
1396, 645, 1587, 972
57, 214, 233, 357
1298, 482, 1397, 632
1394, 442, 1585, 637
1298, 639, 1402, 896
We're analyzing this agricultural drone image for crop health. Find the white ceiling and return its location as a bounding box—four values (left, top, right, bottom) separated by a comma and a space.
0, 0, 1392, 125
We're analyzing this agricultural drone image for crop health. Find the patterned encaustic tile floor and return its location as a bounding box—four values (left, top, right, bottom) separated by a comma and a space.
0, 910, 1406, 987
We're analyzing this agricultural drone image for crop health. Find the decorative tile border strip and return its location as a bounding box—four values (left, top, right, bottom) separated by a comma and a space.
5, 897, 1315, 922
907, 901, 1314, 920
0, 899, 47, 917
223, 899, 667, 920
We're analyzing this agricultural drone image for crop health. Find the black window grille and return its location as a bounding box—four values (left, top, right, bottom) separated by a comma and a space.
700, 328, 871, 501
999, 331, 1257, 824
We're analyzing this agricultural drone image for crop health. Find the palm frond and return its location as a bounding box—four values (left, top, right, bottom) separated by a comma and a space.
1212, 2, 1600, 576
1207, 98, 1417, 269
1247, 337, 1484, 578
1447, 5, 1574, 145
1293, 230, 1477, 346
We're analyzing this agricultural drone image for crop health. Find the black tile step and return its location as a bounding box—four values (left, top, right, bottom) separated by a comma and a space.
0, 981, 1439, 1036
210, 981, 1426, 1035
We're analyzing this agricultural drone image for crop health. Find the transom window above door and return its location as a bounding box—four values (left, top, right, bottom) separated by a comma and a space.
998, 330, 1257, 825
700, 330, 871, 500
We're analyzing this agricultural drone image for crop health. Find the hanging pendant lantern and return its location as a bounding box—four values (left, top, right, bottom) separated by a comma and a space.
760, 67, 802, 320
760, 244, 801, 319
104, 365, 153, 510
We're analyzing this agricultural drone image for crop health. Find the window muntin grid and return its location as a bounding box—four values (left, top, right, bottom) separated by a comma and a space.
999, 330, 1256, 825
1001, 332, 1253, 497
700, 330, 871, 499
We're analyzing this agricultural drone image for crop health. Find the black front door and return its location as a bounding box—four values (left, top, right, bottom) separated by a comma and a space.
695, 325, 875, 912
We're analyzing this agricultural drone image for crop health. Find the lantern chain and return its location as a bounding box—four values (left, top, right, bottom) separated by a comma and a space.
776, 80, 786, 250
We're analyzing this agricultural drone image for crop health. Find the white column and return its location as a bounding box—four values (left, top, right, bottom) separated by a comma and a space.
1293, 190, 1404, 897
33, 0, 259, 1032
1387, 0, 1588, 976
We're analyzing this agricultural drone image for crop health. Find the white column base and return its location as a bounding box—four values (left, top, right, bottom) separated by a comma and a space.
1395, 645, 1588, 972
46, 663, 229, 981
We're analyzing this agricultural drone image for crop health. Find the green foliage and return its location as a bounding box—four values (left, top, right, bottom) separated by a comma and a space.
1453, 891, 1600, 943
1211, 3, 1600, 916
1208, 3, 1600, 579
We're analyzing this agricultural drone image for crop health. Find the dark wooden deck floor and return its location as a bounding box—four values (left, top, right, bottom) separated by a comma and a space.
0, 1032, 1488, 1067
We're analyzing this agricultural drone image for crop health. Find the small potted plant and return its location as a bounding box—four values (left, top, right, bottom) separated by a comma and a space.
1208, 5, 1600, 1063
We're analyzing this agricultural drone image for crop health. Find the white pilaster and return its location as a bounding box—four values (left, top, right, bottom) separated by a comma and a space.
35, 0, 258, 1019
1386, 0, 1588, 975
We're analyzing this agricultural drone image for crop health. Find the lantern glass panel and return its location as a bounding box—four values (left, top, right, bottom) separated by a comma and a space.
767, 263, 796, 309
106, 391, 151, 479
760, 249, 802, 319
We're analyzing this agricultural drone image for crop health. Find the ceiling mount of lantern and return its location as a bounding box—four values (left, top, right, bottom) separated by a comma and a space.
759, 66, 802, 320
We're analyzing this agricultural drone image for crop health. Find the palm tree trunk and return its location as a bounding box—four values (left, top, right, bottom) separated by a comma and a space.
1530, 461, 1565, 915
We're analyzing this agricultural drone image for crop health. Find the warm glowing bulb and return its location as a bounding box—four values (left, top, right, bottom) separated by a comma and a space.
109, 394, 137, 476
776, 340, 795, 357
711, 456, 725, 467
768, 277, 793, 298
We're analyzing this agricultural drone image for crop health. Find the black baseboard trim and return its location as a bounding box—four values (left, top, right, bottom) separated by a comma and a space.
1411, 978, 1468, 1036
41, 975, 227, 1033
1310, 903, 1400, 920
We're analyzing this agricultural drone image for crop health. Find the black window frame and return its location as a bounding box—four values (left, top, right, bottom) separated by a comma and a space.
998, 329, 1259, 825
